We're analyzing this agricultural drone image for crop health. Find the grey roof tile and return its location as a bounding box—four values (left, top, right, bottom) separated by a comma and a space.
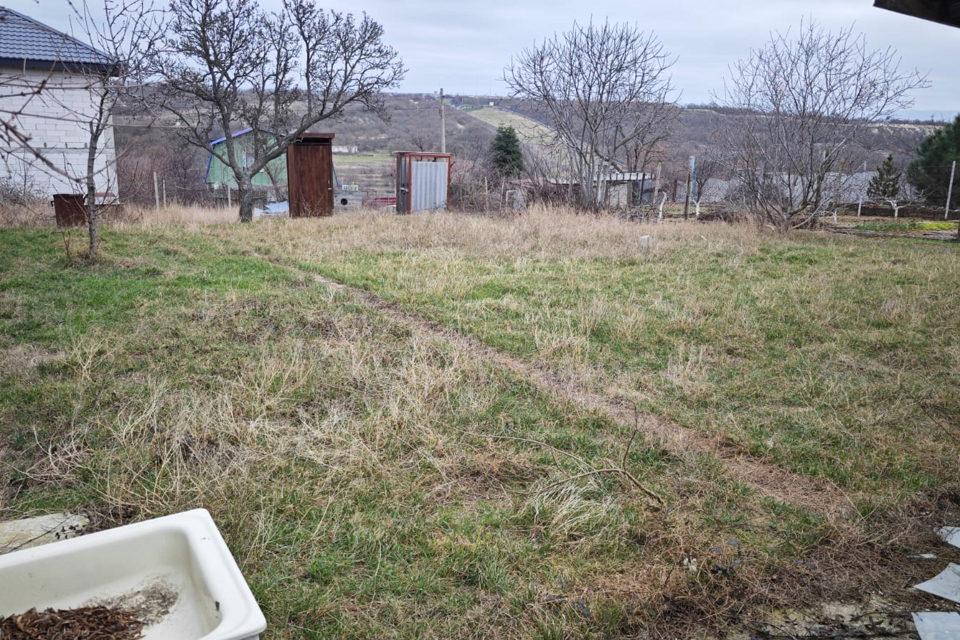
0, 5, 112, 67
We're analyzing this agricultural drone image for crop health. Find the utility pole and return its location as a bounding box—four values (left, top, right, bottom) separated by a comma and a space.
153, 172, 160, 209
945, 160, 956, 221
439, 88, 446, 154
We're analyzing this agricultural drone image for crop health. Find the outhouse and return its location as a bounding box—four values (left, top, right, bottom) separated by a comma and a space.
287, 133, 335, 217
395, 152, 451, 214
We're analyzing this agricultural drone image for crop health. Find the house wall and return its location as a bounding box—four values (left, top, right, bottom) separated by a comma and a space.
206, 138, 288, 187
0, 67, 117, 198
603, 182, 631, 209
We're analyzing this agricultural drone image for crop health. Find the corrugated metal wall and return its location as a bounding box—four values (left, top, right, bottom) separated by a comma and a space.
396, 153, 450, 214
411, 159, 448, 212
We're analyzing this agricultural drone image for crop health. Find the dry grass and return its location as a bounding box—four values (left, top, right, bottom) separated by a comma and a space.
233, 205, 765, 261
2, 208, 959, 637
209, 206, 960, 500
133, 204, 240, 226
0, 202, 53, 227
0, 202, 241, 229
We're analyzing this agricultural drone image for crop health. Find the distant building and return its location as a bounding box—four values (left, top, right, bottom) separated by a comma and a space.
204, 129, 287, 189
552, 172, 652, 209
205, 128, 363, 210
332, 145, 358, 155
0, 6, 118, 198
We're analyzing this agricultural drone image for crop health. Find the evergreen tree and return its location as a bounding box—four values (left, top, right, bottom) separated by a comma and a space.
490, 125, 525, 178
867, 155, 901, 200
907, 114, 960, 207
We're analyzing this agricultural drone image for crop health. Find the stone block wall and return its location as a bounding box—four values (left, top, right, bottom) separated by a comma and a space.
0, 67, 118, 199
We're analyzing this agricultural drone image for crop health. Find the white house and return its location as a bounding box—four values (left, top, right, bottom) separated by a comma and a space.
0, 6, 117, 199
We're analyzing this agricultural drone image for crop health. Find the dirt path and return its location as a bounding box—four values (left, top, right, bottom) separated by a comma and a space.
274, 259, 856, 518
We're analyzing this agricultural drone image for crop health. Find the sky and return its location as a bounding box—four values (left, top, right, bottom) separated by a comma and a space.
7, 0, 959, 117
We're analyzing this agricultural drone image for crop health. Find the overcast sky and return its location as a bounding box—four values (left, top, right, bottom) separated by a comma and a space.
7, 0, 959, 116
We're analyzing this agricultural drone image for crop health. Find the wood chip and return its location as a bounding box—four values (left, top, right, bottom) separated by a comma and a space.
0, 605, 145, 639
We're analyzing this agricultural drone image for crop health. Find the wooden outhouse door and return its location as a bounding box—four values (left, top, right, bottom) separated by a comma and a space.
287, 134, 335, 217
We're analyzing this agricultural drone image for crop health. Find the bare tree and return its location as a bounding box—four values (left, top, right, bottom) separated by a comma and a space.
715, 21, 927, 232
0, 1, 160, 257
505, 20, 677, 211
116, 131, 206, 205
410, 130, 437, 153
691, 152, 722, 217
67, 0, 161, 256
145, 0, 404, 222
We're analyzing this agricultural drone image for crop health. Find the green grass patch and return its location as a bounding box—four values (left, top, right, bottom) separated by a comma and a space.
4, 215, 958, 636
1, 222, 835, 637
231, 214, 960, 497
853, 220, 958, 232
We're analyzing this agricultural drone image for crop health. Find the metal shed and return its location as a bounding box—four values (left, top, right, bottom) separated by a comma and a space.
287, 133, 335, 217
395, 152, 451, 214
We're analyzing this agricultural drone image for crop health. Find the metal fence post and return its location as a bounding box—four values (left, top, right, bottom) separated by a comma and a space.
946, 160, 956, 220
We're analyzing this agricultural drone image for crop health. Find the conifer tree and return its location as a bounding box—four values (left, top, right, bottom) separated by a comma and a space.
490, 125, 525, 178
867, 154, 901, 200
907, 114, 960, 207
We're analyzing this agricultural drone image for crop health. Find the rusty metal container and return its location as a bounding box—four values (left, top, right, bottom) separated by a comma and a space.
52, 194, 86, 227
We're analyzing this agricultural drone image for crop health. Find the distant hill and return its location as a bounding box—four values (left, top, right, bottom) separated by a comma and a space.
456, 97, 939, 178
891, 109, 959, 123
112, 93, 944, 202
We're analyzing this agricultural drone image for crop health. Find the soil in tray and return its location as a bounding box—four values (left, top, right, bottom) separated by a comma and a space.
0, 605, 145, 639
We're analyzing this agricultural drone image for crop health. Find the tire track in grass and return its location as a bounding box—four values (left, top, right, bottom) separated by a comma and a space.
272, 257, 857, 518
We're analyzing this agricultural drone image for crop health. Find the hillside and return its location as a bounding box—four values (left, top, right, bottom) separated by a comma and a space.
113, 93, 942, 205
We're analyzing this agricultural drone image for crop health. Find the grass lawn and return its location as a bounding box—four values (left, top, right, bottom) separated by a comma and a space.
228, 211, 960, 498
333, 152, 395, 166
1, 211, 959, 637
853, 219, 958, 232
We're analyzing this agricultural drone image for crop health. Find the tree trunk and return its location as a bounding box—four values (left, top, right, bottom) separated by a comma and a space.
86, 190, 98, 258
86, 142, 99, 258
778, 213, 791, 235
238, 180, 255, 223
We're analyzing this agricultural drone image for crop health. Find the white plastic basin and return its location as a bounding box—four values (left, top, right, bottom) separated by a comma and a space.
0, 509, 266, 640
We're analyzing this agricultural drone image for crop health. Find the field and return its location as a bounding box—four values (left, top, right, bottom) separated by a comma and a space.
2, 208, 960, 637
469, 107, 557, 146
333, 153, 396, 197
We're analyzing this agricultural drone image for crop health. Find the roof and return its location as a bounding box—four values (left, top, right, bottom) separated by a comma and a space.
0, 6, 114, 72
205, 128, 286, 184
210, 129, 336, 146
874, 0, 960, 28
295, 132, 335, 142
210, 128, 257, 147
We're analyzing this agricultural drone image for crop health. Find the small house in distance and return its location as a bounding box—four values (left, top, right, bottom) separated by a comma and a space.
0, 6, 118, 198
204, 129, 287, 197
